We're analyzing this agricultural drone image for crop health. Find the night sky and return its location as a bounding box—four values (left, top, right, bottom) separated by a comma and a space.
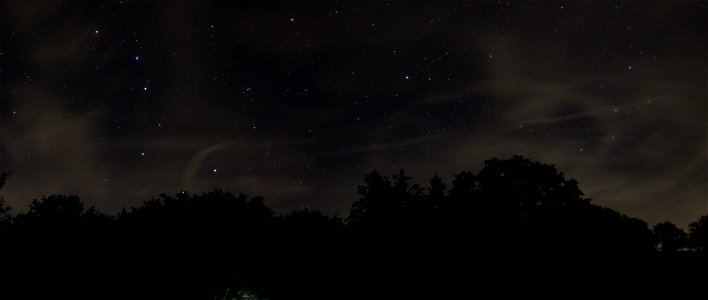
1, 1, 705, 227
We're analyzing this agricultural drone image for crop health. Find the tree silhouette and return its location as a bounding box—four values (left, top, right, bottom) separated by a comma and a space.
653, 221, 688, 253
16, 195, 84, 224
0, 173, 10, 228
475, 156, 588, 218
11, 194, 111, 233
113, 189, 275, 299
260, 209, 347, 299
689, 215, 708, 252
439, 170, 476, 233
4, 194, 114, 299
475, 156, 656, 255
0, 156, 704, 298
419, 174, 445, 228
0, 173, 10, 252
347, 169, 419, 230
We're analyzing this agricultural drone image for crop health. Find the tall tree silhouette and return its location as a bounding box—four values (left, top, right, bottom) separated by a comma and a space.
0, 173, 11, 218
0, 172, 10, 258
689, 215, 708, 252
1, 156, 703, 298
347, 169, 419, 230
348, 156, 655, 256
114, 189, 274, 299
419, 174, 445, 228
261, 209, 347, 299
6, 194, 114, 299
12, 194, 110, 233
474, 156, 654, 254
440, 170, 477, 232
0, 173, 10, 227
653, 221, 688, 253
475, 156, 587, 219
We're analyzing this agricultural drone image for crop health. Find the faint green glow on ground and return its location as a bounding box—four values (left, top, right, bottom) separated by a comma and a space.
215, 288, 267, 300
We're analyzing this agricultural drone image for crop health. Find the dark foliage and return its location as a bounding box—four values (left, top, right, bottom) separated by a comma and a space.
0, 157, 705, 299
0, 173, 10, 226
689, 215, 708, 252
654, 221, 688, 252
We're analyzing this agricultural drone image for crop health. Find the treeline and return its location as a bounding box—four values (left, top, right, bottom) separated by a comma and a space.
0, 156, 706, 299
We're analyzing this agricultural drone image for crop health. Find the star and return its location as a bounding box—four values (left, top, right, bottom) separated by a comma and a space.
140, 152, 146, 157
404, 75, 410, 80
135, 55, 140, 61
143, 86, 148, 91
212, 169, 217, 173
94, 29, 99, 34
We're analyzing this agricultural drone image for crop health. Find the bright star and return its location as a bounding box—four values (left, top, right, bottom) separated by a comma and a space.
135, 55, 140, 61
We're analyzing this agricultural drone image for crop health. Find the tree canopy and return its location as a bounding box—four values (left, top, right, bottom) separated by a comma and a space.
0, 156, 705, 299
